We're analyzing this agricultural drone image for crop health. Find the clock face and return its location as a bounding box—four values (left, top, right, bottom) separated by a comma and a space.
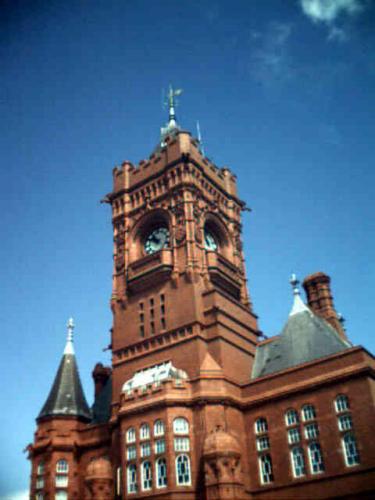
144, 227, 170, 255
204, 230, 218, 251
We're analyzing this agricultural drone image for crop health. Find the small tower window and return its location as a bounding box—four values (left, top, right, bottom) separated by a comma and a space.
342, 433, 360, 466
291, 447, 306, 478
156, 458, 168, 488
56, 459, 68, 473
127, 464, 137, 494
141, 461, 152, 490
173, 417, 189, 435
126, 427, 136, 443
308, 442, 324, 474
176, 454, 191, 485
302, 404, 316, 422
255, 417, 268, 434
335, 395, 350, 413
258, 454, 274, 484
285, 409, 299, 427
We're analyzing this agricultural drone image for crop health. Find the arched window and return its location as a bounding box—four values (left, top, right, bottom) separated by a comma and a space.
176, 454, 191, 485
291, 447, 306, 478
255, 417, 268, 434
285, 409, 299, 427
141, 461, 152, 490
308, 442, 324, 474
335, 395, 350, 413
342, 434, 360, 466
140, 423, 150, 440
154, 419, 165, 437
56, 459, 68, 473
302, 404, 316, 422
156, 458, 167, 488
126, 427, 136, 443
55, 492, 68, 500
173, 417, 189, 435
127, 464, 137, 494
258, 454, 274, 484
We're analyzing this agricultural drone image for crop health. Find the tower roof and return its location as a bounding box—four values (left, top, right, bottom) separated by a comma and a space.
252, 275, 351, 379
38, 319, 91, 421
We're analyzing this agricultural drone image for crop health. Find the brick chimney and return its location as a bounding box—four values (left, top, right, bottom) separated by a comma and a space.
92, 363, 111, 397
303, 272, 347, 340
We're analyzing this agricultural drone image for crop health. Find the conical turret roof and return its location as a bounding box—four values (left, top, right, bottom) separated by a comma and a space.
38, 319, 91, 421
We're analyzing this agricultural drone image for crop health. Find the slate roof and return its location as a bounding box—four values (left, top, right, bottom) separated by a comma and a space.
38, 352, 91, 421
252, 307, 351, 379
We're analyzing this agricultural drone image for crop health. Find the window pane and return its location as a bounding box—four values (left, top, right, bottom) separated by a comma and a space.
56, 460, 68, 473
291, 448, 306, 478
127, 464, 137, 493
55, 475, 68, 487
127, 445, 137, 460
256, 436, 270, 451
258, 454, 274, 484
338, 415, 352, 431
343, 434, 360, 466
288, 428, 300, 444
141, 442, 151, 457
173, 418, 189, 435
154, 420, 165, 436
302, 405, 316, 422
140, 424, 150, 440
176, 454, 191, 485
155, 438, 166, 454
255, 418, 268, 434
126, 427, 136, 443
174, 437, 190, 452
285, 409, 299, 427
305, 423, 319, 440
156, 458, 167, 488
308, 442, 324, 474
335, 395, 349, 413
55, 492, 67, 500
141, 461, 152, 490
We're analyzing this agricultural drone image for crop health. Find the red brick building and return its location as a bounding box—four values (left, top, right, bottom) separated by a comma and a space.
28, 89, 375, 499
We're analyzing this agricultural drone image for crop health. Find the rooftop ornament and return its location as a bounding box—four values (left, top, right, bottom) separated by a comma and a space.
160, 85, 183, 146
64, 317, 75, 355
289, 273, 309, 316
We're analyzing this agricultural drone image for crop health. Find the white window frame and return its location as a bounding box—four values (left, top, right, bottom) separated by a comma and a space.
55, 492, 68, 500
174, 437, 190, 452
126, 427, 136, 444
338, 414, 353, 431
258, 454, 273, 485
342, 433, 360, 466
37, 461, 45, 475
290, 447, 306, 478
255, 417, 268, 435
308, 442, 324, 474
302, 404, 316, 422
154, 419, 165, 437
176, 454, 191, 486
173, 417, 189, 435
56, 459, 69, 473
288, 428, 300, 444
126, 445, 137, 461
335, 395, 350, 413
155, 438, 166, 454
140, 423, 150, 441
127, 463, 137, 494
156, 457, 167, 489
36, 477, 44, 489
141, 460, 153, 491
140, 442, 151, 457
305, 423, 319, 440
55, 475, 68, 487
256, 436, 270, 451
285, 409, 299, 427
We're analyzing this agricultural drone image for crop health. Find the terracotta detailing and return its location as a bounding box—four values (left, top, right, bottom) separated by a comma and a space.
303, 272, 347, 339
85, 457, 113, 500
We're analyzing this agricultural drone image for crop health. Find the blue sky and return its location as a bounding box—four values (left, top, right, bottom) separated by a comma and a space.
1, 0, 374, 497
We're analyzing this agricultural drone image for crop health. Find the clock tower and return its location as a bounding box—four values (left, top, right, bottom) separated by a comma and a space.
105, 87, 260, 404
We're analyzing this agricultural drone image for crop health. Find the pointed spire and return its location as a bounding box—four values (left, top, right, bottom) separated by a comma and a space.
37, 319, 91, 421
64, 317, 75, 355
289, 273, 309, 316
160, 85, 183, 145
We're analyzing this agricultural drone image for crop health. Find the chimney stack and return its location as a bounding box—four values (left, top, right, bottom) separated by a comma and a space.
303, 272, 347, 340
92, 363, 111, 397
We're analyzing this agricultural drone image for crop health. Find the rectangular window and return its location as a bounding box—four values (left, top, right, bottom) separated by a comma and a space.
305, 423, 319, 440
127, 445, 137, 460
127, 464, 137, 494
161, 304, 165, 315
259, 454, 274, 484
256, 436, 270, 451
141, 442, 151, 457
139, 313, 144, 323
343, 434, 360, 466
308, 442, 325, 474
140, 325, 145, 337
291, 448, 306, 478
174, 437, 190, 452
160, 294, 165, 303
338, 415, 352, 431
288, 428, 300, 444
139, 302, 144, 311
150, 309, 154, 319
55, 475, 68, 487
36, 477, 44, 489
155, 439, 166, 454
150, 322, 155, 334
161, 318, 166, 330
150, 298, 154, 307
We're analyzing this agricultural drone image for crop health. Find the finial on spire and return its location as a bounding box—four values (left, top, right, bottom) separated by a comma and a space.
160, 85, 183, 145
289, 273, 309, 316
64, 317, 75, 355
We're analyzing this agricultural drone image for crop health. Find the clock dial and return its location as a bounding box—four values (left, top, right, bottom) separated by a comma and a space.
144, 227, 170, 255
204, 230, 218, 251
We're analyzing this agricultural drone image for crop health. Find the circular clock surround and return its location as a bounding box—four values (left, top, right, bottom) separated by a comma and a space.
144, 226, 170, 255
204, 228, 218, 251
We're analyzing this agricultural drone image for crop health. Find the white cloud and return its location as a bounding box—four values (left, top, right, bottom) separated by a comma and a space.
300, 0, 364, 23
0, 490, 29, 500
250, 22, 293, 85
